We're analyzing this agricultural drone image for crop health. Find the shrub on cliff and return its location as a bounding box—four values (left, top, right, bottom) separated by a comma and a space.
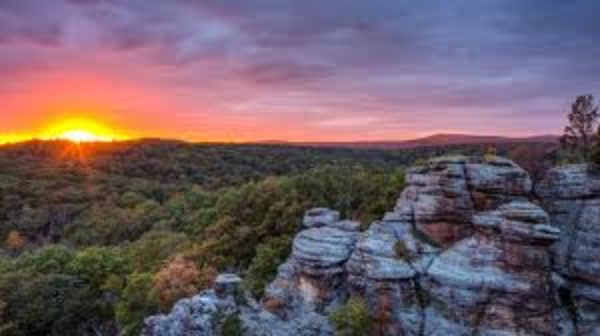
330, 298, 373, 336
217, 313, 246, 336
244, 236, 292, 298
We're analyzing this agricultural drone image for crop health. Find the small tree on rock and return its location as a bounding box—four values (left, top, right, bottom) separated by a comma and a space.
560, 95, 599, 162
330, 298, 373, 336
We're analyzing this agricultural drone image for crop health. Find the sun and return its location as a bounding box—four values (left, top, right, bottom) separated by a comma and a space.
41, 119, 125, 143
59, 130, 113, 143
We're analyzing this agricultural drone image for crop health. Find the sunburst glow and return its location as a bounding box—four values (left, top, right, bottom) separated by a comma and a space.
40, 119, 125, 143
58, 130, 112, 143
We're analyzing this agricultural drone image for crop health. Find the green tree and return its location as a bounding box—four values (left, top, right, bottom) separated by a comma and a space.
116, 272, 160, 336
67, 246, 129, 325
244, 237, 292, 298
218, 313, 246, 336
68, 247, 129, 292
126, 231, 190, 272
16, 245, 74, 274
0, 254, 13, 274
561, 95, 599, 162
0, 272, 97, 336
330, 298, 374, 336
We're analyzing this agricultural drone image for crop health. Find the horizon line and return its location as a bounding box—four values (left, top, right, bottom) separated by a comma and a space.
0, 132, 561, 146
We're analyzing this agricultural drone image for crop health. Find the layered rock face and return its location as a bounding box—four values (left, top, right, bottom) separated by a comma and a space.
145, 157, 600, 336
398, 156, 531, 247
263, 208, 360, 317
537, 165, 600, 335
425, 202, 569, 335
343, 157, 556, 336
145, 274, 243, 336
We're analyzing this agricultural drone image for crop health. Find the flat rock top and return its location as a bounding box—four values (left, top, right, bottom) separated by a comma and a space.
215, 273, 242, 285
473, 201, 559, 243
292, 226, 359, 266
303, 208, 341, 229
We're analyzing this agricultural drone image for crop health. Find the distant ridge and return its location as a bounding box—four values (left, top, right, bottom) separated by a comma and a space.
1, 133, 560, 149
258, 133, 560, 149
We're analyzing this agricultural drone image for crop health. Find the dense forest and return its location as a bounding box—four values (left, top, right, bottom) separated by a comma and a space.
0, 140, 558, 335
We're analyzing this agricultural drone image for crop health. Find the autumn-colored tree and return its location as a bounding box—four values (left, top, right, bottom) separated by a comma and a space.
5, 230, 26, 254
154, 254, 201, 310
485, 145, 497, 160
561, 95, 599, 162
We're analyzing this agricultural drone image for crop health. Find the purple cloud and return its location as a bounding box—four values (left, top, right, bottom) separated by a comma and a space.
1, 0, 600, 140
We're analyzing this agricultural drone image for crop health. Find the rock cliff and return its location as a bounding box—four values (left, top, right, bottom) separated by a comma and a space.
537, 165, 600, 335
145, 156, 600, 335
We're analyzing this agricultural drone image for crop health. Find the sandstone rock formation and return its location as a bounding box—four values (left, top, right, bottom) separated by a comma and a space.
144, 291, 231, 336
425, 201, 570, 335
537, 165, 600, 335
263, 208, 360, 317
398, 156, 531, 247
145, 157, 600, 336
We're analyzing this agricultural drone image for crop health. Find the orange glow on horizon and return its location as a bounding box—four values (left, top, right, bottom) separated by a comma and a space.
0, 119, 128, 144
41, 119, 126, 143
57, 130, 112, 143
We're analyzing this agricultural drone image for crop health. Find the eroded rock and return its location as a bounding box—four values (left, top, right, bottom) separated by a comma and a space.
398, 156, 532, 247
425, 201, 570, 335
263, 209, 360, 317
537, 165, 600, 335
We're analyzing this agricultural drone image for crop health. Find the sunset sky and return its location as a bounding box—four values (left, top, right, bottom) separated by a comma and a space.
1, 0, 600, 142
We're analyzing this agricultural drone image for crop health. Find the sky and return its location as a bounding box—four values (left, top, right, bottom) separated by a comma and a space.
1, 0, 600, 142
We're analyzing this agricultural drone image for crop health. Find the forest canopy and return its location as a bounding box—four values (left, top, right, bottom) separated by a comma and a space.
0, 140, 556, 335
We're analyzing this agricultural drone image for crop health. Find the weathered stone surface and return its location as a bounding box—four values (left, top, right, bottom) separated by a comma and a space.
144, 291, 224, 336
346, 218, 430, 335
303, 208, 341, 229
263, 209, 360, 317
398, 156, 532, 247
145, 282, 333, 336
214, 273, 242, 298
537, 165, 600, 335
465, 156, 533, 209
425, 201, 570, 336
243, 310, 332, 336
